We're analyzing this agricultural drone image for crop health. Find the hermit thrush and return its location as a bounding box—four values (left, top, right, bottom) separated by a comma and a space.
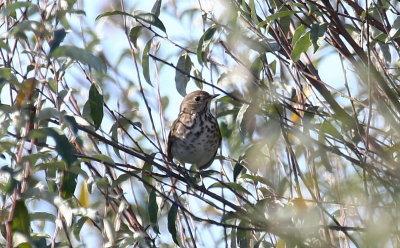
167, 90, 221, 170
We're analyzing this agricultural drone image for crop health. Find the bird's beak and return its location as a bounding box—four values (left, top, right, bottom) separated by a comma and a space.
211, 94, 219, 100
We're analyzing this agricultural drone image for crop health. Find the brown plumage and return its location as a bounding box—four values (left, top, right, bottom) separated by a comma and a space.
167, 90, 221, 169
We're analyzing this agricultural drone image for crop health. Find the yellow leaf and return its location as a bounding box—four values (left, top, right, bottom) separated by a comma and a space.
79, 181, 90, 208
16, 78, 37, 107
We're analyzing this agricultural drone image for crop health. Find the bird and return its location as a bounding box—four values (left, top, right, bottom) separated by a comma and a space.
167, 90, 221, 170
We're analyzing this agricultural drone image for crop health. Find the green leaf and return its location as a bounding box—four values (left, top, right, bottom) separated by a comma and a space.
61, 171, 78, 199
197, 27, 217, 65
12, 200, 31, 236
151, 0, 162, 17
310, 23, 327, 52
134, 11, 166, 33
112, 173, 131, 188
241, 174, 273, 186
89, 83, 104, 130
237, 221, 250, 248
142, 154, 155, 193
92, 154, 114, 165
95, 10, 135, 21
175, 53, 192, 96
0, 39, 11, 52
73, 217, 88, 241
148, 189, 159, 233
236, 103, 250, 140
29, 128, 77, 166
168, 204, 180, 246
208, 182, 252, 195
389, 16, 400, 39
292, 24, 307, 46
258, 11, 301, 27
129, 26, 143, 48
233, 162, 244, 182
51, 45, 106, 72
96, 10, 166, 33
291, 31, 311, 62
49, 28, 67, 54
142, 39, 153, 86
0, 2, 32, 17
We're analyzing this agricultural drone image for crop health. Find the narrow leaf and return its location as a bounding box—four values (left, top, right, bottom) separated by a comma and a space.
175, 54, 192, 96
291, 31, 311, 62
78, 180, 90, 208
134, 11, 166, 33
258, 11, 301, 27
49, 28, 67, 54
141, 154, 155, 193
233, 162, 244, 182
89, 83, 104, 130
151, 0, 162, 17
61, 171, 78, 199
0, 2, 32, 17
208, 182, 252, 195
310, 23, 327, 52
12, 200, 31, 236
129, 26, 143, 48
236, 103, 250, 140
51, 45, 107, 72
95, 10, 135, 21
197, 27, 217, 65
168, 204, 180, 246
148, 189, 159, 233
142, 39, 153, 86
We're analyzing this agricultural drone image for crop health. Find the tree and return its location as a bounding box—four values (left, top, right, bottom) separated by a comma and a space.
1, 0, 399, 247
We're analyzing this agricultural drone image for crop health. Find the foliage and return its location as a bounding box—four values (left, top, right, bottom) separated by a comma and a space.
0, 0, 400, 247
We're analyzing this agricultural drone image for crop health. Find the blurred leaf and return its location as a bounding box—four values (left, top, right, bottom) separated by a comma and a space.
148, 189, 159, 233
142, 153, 155, 193
258, 11, 301, 27
16, 78, 37, 108
0, 2, 32, 17
320, 120, 342, 140
129, 26, 143, 48
49, 28, 67, 54
12, 200, 31, 236
112, 173, 131, 188
96, 10, 166, 33
197, 26, 217, 66
236, 103, 250, 140
142, 38, 153, 86
95, 10, 135, 20
209, 182, 252, 195
233, 162, 244, 182
292, 24, 307, 45
193, 68, 203, 89
241, 174, 273, 186
79, 181, 90, 208
310, 23, 327, 52
389, 16, 400, 39
134, 10, 166, 33
168, 204, 180, 246
51, 45, 107, 72
92, 154, 115, 166
237, 221, 250, 248
151, 0, 162, 17
175, 53, 192, 96
73, 217, 88, 241
29, 128, 77, 166
291, 31, 311, 62
0, 39, 10, 53
61, 171, 78, 199
89, 83, 104, 130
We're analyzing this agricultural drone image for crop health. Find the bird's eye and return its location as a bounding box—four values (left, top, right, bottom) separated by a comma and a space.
195, 96, 201, 101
